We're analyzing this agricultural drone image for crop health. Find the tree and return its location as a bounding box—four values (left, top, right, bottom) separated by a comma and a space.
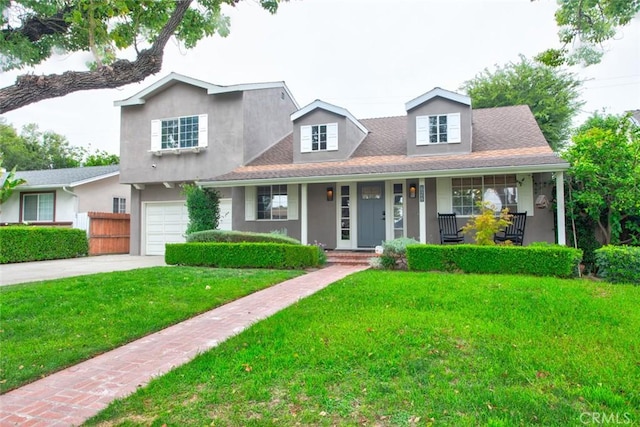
563, 113, 640, 246
182, 184, 220, 234
0, 121, 118, 170
536, 0, 640, 67
461, 56, 583, 151
0, 0, 282, 113
0, 162, 26, 214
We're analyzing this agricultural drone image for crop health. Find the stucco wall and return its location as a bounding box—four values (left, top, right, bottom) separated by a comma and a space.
74, 175, 130, 213
307, 183, 337, 249
407, 97, 472, 156
119, 83, 245, 184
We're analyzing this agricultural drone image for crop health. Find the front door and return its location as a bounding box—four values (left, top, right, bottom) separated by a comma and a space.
358, 182, 386, 247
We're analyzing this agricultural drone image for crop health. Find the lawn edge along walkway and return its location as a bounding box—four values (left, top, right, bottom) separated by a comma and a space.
0, 264, 368, 427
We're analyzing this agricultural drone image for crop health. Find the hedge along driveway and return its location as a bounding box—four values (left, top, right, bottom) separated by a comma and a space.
0, 267, 303, 393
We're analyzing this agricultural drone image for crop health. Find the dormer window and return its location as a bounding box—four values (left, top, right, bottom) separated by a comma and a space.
301, 123, 338, 152
416, 113, 461, 145
151, 114, 208, 152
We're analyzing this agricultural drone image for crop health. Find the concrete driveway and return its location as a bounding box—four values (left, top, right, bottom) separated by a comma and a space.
0, 255, 167, 286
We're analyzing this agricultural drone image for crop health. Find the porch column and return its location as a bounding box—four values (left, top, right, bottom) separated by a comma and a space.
555, 171, 566, 245
419, 178, 426, 243
301, 183, 308, 245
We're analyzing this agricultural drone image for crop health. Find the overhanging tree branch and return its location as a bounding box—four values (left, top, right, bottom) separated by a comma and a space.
0, 0, 194, 114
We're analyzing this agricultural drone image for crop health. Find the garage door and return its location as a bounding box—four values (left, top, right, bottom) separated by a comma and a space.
145, 202, 189, 255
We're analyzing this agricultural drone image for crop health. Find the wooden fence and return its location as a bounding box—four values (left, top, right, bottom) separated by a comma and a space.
87, 212, 130, 255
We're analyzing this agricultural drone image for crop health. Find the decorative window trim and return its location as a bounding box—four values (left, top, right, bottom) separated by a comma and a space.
245, 184, 298, 221
150, 114, 208, 155
21, 191, 55, 222
416, 113, 461, 145
436, 174, 533, 217
301, 123, 338, 153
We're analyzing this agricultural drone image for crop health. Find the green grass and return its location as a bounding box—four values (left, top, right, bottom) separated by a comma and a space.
85, 270, 640, 426
0, 267, 303, 393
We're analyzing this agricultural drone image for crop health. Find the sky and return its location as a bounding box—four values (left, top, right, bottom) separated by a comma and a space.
1, 0, 639, 155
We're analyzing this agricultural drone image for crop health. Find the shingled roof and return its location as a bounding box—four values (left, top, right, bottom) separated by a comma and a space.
6, 165, 119, 188
210, 105, 567, 183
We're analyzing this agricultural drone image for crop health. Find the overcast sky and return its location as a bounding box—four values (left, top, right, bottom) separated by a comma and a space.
1, 0, 639, 155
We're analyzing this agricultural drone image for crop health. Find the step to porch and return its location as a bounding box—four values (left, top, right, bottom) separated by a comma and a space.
325, 250, 376, 266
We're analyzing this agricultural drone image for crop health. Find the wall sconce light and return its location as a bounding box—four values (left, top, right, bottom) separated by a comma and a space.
326, 186, 334, 202
409, 183, 417, 199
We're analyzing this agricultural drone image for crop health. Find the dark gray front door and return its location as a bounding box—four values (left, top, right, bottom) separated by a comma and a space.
358, 182, 385, 247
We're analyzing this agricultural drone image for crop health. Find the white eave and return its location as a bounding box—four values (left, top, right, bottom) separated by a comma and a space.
114, 72, 299, 108
405, 87, 471, 112
290, 100, 368, 134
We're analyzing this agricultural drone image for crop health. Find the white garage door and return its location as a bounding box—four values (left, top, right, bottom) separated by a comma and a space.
145, 202, 189, 255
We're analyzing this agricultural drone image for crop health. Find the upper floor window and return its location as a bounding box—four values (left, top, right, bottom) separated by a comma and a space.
416, 113, 461, 145
257, 185, 288, 220
113, 197, 126, 214
151, 114, 208, 151
301, 123, 338, 153
22, 192, 54, 222
452, 175, 518, 216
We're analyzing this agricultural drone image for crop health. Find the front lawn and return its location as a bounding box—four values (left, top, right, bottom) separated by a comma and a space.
86, 270, 639, 426
0, 267, 303, 393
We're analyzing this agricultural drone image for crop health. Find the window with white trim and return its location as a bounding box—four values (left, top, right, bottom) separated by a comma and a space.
151, 114, 208, 151
257, 185, 288, 220
113, 197, 126, 213
416, 113, 461, 145
452, 175, 518, 216
301, 123, 338, 152
22, 192, 54, 222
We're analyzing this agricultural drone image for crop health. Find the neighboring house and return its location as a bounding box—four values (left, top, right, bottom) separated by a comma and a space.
0, 165, 129, 227
116, 73, 568, 256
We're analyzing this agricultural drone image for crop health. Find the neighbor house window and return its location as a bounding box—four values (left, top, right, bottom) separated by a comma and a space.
416, 113, 461, 145
22, 192, 54, 222
300, 123, 338, 152
452, 175, 518, 216
257, 185, 288, 220
113, 197, 126, 213
151, 114, 208, 151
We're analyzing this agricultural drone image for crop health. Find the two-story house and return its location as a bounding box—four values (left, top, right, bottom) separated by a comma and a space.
116, 73, 568, 255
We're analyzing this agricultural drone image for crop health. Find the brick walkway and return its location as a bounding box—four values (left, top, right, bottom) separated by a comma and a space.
0, 264, 368, 426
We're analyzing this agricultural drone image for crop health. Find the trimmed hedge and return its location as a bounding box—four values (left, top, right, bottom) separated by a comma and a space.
165, 242, 318, 269
0, 226, 88, 264
406, 244, 583, 278
595, 245, 640, 285
187, 229, 301, 245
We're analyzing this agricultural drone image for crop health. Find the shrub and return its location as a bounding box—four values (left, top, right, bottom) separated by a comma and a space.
461, 201, 512, 245
378, 237, 419, 269
407, 244, 582, 278
595, 245, 640, 285
182, 184, 220, 234
165, 242, 318, 269
0, 226, 88, 263
187, 229, 301, 245
312, 241, 327, 266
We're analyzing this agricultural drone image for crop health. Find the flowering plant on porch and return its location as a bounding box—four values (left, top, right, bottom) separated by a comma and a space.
312, 240, 327, 265
461, 201, 512, 245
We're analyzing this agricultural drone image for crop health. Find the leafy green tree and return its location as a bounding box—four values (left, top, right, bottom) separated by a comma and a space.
537, 0, 640, 66
563, 113, 640, 246
0, 162, 27, 214
461, 56, 583, 151
0, 0, 283, 113
182, 184, 221, 234
83, 150, 119, 166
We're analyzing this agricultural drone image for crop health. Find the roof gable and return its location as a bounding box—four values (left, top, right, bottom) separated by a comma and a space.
405, 87, 471, 112
291, 100, 368, 134
114, 72, 299, 108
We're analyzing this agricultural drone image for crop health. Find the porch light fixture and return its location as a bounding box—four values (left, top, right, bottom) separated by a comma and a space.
326, 187, 334, 202
409, 183, 417, 199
